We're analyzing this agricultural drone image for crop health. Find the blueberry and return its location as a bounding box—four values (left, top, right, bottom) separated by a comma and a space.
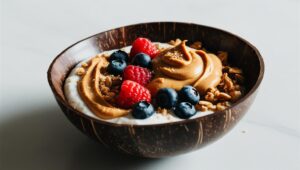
107, 59, 127, 75
156, 88, 178, 109
132, 53, 152, 68
109, 50, 129, 62
178, 86, 200, 105
174, 102, 196, 119
132, 101, 155, 119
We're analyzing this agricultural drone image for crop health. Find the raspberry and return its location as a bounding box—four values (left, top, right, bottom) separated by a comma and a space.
130, 37, 159, 59
117, 80, 151, 108
123, 65, 152, 86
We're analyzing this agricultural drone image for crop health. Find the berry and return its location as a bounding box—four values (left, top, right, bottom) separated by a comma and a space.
132, 101, 155, 119
130, 37, 159, 59
109, 50, 129, 62
178, 86, 200, 105
132, 53, 152, 68
174, 102, 196, 119
107, 59, 127, 76
156, 88, 178, 109
123, 65, 152, 86
117, 80, 151, 108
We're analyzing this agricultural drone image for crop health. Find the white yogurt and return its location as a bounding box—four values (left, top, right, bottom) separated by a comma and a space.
64, 43, 213, 125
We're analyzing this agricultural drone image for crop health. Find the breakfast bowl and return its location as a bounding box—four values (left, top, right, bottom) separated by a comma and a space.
47, 22, 264, 158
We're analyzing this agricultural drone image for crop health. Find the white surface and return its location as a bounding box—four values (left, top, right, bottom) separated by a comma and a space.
0, 0, 299, 169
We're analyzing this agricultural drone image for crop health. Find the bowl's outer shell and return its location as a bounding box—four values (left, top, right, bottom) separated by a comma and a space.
48, 22, 264, 158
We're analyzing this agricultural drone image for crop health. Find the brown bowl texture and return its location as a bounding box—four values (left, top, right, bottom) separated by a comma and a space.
47, 22, 264, 158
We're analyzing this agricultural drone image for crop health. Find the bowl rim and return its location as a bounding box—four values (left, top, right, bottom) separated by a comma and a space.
47, 21, 265, 127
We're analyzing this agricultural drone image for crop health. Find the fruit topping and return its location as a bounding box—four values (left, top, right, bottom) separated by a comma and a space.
174, 102, 196, 119
109, 50, 129, 62
117, 80, 151, 109
130, 37, 159, 59
107, 59, 127, 76
132, 53, 152, 68
178, 86, 200, 105
132, 101, 155, 119
123, 65, 152, 86
156, 88, 178, 109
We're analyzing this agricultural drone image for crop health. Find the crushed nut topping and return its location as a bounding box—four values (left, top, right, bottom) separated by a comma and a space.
81, 62, 88, 67
216, 102, 227, 111
217, 51, 228, 65
76, 67, 85, 76
102, 53, 110, 59
229, 67, 242, 74
169, 39, 182, 46
165, 51, 184, 60
229, 90, 242, 102
97, 74, 122, 104
104, 76, 112, 87
218, 92, 232, 100
190, 41, 202, 49
157, 107, 168, 115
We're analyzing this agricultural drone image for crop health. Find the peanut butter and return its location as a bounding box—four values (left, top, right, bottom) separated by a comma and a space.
147, 41, 222, 95
77, 55, 130, 119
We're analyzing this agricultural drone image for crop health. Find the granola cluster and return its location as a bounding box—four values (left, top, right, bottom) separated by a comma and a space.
98, 75, 122, 103
196, 50, 244, 112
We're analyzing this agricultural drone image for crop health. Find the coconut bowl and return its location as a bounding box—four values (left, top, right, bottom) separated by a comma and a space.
47, 22, 264, 158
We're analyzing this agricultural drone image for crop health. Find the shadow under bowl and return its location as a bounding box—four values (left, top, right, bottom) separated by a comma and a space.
47, 22, 264, 158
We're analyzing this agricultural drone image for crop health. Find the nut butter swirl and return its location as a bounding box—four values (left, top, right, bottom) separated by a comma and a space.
147, 41, 222, 95
77, 55, 130, 119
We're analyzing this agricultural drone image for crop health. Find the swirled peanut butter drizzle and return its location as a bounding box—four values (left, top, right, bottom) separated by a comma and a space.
157, 41, 204, 80
193, 50, 223, 93
78, 56, 130, 119
147, 41, 222, 95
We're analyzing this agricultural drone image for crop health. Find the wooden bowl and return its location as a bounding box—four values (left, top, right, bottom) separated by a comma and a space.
47, 22, 264, 158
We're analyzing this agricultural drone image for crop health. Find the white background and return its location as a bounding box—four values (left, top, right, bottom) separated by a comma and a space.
1, 0, 300, 169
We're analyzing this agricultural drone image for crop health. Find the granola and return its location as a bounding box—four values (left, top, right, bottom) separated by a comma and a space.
195, 48, 245, 111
